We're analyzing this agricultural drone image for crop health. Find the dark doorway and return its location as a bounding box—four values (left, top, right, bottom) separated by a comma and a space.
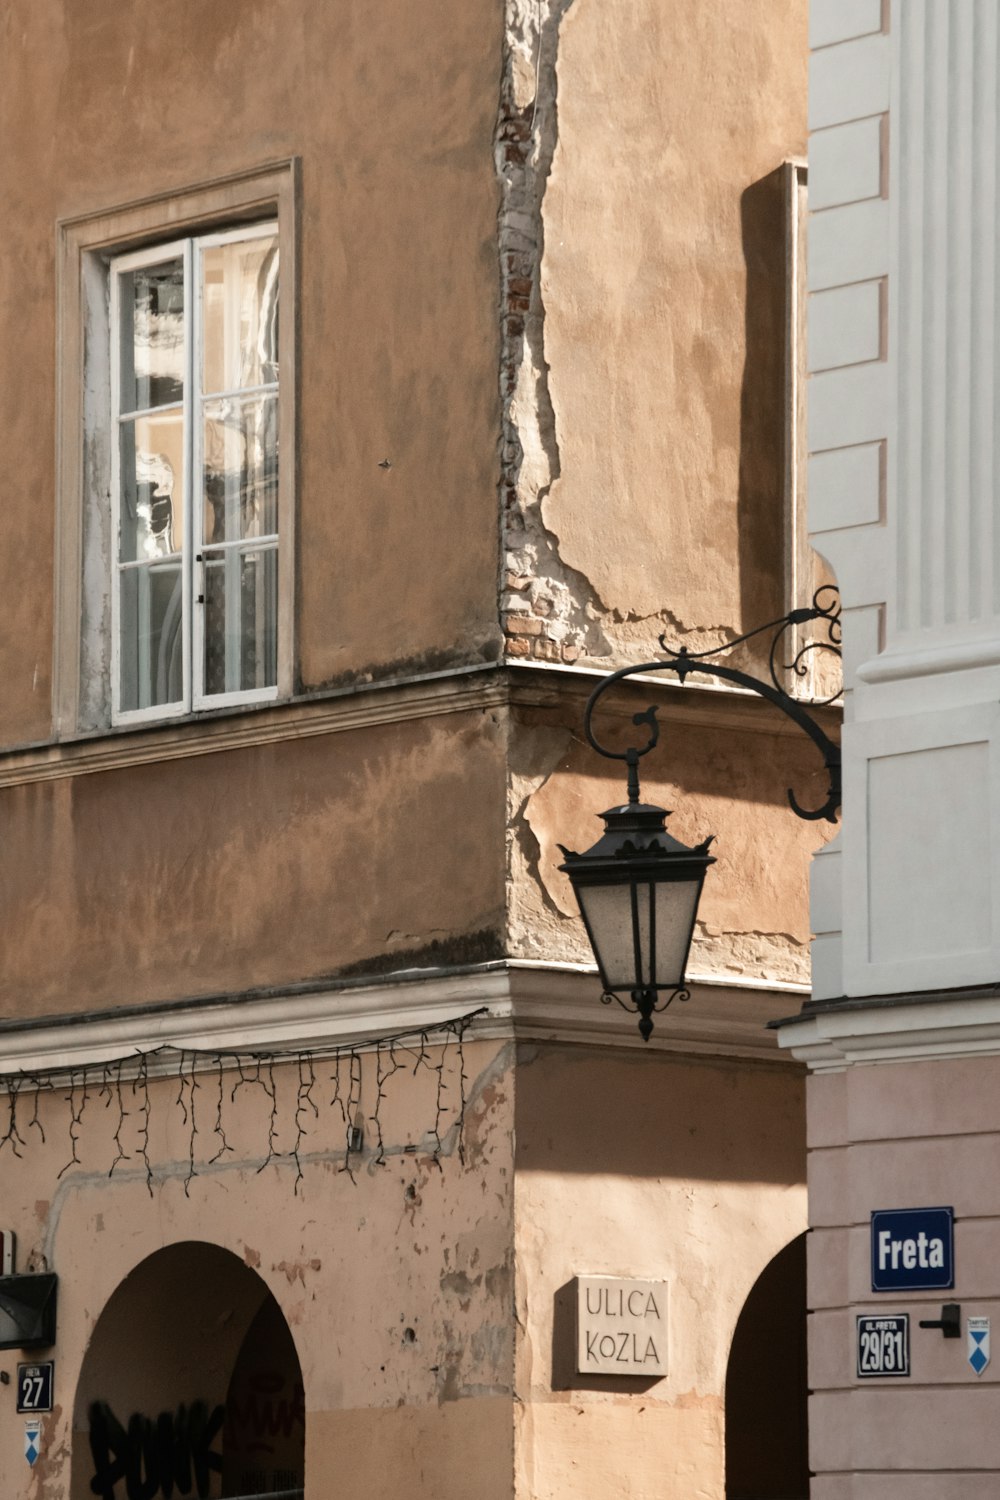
223, 1292, 306, 1496
725, 1232, 809, 1499
72, 1240, 304, 1500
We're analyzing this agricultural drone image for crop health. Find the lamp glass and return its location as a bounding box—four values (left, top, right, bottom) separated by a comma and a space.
577, 873, 702, 993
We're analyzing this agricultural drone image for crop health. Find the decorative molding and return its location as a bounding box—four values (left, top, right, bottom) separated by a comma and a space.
0, 662, 840, 789
775, 993, 1000, 1072
507, 660, 841, 741
0, 963, 805, 1078
892, 0, 1000, 641
856, 632, 1000, 684
0, 666, 505, 788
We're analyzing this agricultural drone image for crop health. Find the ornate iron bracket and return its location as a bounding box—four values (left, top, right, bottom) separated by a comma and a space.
582, 586, 843, 823
601, 985, 691, 1042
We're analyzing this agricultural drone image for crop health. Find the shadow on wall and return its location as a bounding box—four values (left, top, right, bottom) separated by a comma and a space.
513, 1045, 806, 1184
725, 1232, 809, 1500
738, 168, 788, 635
72, 1240, 304, 1500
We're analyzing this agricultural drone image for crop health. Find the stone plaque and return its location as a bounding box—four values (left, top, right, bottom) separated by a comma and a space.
576, 1276, 668, 1376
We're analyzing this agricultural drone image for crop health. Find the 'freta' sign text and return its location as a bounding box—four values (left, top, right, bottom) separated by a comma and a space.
870, 1207, 954, 1293
575, 1276, 668, 1376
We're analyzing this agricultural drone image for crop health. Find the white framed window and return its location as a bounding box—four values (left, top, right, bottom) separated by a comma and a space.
110, 224, 280, 722
55, 161, 297, 738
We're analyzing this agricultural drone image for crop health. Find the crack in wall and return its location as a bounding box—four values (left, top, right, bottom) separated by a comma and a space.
496, 0, 612, 665
508, 781, 569, 930
494, 5, 749, 670
504, 724, 575, 959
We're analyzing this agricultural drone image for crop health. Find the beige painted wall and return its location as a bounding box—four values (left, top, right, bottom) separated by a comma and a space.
548, 0, 806, 639
509, 690, 837, 990
0, 0, 821, 1012
0, 0, 502, 749
503, 0, 810, 668
0, 1032, 807, 1500
0, 1037, 515, 1500
0, 708, 506, 1018
513, 1045, 807, 1498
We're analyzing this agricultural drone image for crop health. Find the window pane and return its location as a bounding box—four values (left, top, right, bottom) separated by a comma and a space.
119, 561, 184, 711
202, 393, 278, 544
119, 412, 185, 563
119, 259, 185, 411
201, 235, 279, 393
203, 545, 277, 695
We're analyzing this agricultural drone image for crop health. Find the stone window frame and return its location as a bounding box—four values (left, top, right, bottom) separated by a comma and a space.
54, 159, 298, 739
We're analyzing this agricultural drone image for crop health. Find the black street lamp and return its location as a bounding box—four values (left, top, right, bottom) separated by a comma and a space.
559, 796, 715, 1041
560, 589, 842, 1040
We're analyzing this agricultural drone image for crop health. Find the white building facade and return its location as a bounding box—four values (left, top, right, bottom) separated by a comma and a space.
780, 1, 1000, 1492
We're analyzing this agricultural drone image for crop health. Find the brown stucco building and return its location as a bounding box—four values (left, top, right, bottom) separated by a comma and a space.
0, 3, 821, 1496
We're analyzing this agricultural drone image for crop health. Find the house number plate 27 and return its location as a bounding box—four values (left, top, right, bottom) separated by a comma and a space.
16, 1362, 53, 1413
856, 1315, 910, 1379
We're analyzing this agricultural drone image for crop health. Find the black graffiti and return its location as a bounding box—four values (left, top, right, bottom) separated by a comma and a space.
88, 1399, 224, 1500
225, 1371, 305, 1448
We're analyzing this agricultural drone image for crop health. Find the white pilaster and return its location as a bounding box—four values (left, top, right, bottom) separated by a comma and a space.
807, 1, 1000, 1001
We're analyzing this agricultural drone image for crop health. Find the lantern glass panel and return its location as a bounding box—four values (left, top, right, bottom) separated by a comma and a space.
647, 877, 701, 988
578, 874, 702, 992
576, 881, 636, 990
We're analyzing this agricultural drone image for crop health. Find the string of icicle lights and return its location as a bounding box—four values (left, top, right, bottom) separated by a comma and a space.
0, 1009, 487, 1196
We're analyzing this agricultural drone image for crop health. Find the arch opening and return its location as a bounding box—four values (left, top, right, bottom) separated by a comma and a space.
725, 1232, 809, 1500
71, 1240, 304, 1500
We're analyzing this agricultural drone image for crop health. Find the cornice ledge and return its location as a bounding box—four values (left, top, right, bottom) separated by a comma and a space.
856, 633, 1000, 685
506, 659, 842, 739
775, 993, 1000, 1072
2, 658, 842, 788
0, 963, 803, 1076
0, 665, 506, 788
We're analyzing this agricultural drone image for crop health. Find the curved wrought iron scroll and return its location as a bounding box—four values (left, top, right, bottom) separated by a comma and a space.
582, 586, 843, 823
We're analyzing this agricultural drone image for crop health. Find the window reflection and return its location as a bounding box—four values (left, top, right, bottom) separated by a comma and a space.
202, 237, 279, 393
120, 260, 185, 411
119, 412, 185, 564
202, 395, 278, 545
203, 546, 277, 695
119, 562, 183, 712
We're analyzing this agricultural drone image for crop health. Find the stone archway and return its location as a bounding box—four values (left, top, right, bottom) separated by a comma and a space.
71, 1240, 304, 1500
724, 1232, 809, 1500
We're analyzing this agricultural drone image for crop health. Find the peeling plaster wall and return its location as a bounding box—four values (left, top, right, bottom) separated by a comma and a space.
496, 0, 600, 667
0, 1038, 516, 1500
512, 1044, 807, 1499
498, 0, 809, 666
0, 8, 821, 1499
497, 0, 824, 1009
508, 696, 834, 989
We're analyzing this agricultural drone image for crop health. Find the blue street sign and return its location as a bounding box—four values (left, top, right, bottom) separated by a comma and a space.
871, 1207, 954, 1292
